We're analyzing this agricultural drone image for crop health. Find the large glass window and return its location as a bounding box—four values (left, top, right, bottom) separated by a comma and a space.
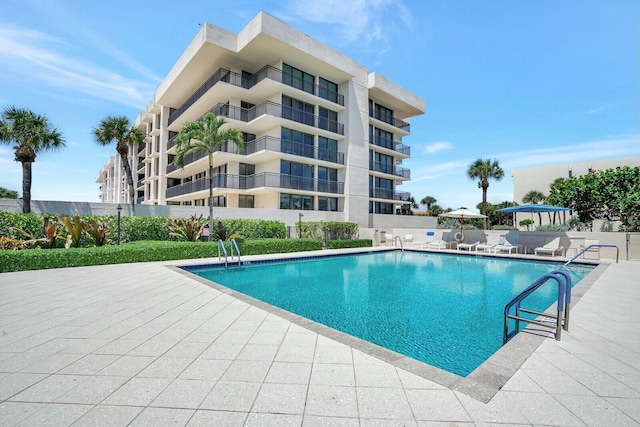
281, 160, 314, 191
318, 77, 338, 103
239, 195, 254, 208
318, 107, 338, 133
317, 166, 338, 193
283, 64, 315, 94
369, 176, 394, 200
282, 96, 314, 126
281, 127, 314, 159
370, 100, 394, 125
370, 201, 394, 214
318, 136, 338, 162
369, 151, 394, 174
280, 193, 313, 210
318, 197, 338, 211
370, 125, 394, 149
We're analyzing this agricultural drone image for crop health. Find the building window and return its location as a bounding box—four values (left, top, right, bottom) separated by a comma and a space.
369, 176, 394, 199
370, 201, 394, 214
318, 197, 338, 211
283, 63, 315, 94
317, 166, 338, 193
280, 193, 313, 210
281, 127, 314, 158
370, 100, 394, 125
370, 125, 394, 149
318, 107, 338, 133
282, 95, 314, 126
239, 195, 254, 208
369, 150, 394, 174
318, 136, 338, 162
212, 196, 226, 207
281, 160, 314, 191
318, 77, 338, 103
195, 199, 205, 206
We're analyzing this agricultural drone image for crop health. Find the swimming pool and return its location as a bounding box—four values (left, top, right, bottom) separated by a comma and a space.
185, 250, 594, 376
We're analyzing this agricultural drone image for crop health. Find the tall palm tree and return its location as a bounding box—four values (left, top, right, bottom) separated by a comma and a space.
93, 116, 145, 212
0, 106, 66, 213
174, 113, 244, 240
467, 158, 504, 216
522, 190, 547, 225
420, 196, 437, 213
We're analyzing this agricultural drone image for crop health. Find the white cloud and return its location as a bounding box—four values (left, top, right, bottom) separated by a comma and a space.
283, 0, 412, 47
0, 24, 155, 109
422, 141, 454, 155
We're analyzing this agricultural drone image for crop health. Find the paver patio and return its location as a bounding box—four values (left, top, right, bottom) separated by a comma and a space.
0, 252, 638, 426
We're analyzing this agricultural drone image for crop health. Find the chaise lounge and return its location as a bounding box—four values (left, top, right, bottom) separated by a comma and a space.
534, 236, 563, 257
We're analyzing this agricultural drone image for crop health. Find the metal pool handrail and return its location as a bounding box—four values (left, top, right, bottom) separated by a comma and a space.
230, 238, 242, 265
395, 235, 404, 252
562, 244, 618, 267
217, 239, 228, 267
503, 269, 572, 344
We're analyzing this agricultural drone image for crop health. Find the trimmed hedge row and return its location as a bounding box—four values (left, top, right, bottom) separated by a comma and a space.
327, 239, 372, 249
0, 239, 325, 273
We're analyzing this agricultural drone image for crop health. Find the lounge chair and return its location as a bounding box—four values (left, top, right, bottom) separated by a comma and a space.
414, 231, 436, 249
534, 236, 563, 257
384, 233, 394, 247
457, 234, 482, 251
404, 234, 414, 248
493, 234, 520, 254
476, 233, 502, 252
429, 231, 453, 250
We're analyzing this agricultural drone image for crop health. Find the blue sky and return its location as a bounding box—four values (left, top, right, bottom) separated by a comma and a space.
1, 0, 638, 211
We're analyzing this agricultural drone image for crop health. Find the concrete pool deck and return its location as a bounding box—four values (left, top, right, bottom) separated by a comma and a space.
0, 250, 639, 426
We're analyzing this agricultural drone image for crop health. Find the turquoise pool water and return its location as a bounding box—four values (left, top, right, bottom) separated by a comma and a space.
186, 251, 594, 376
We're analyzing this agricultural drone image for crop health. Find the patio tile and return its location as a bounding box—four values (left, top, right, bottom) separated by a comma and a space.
54, 375, 129, 404
302, 415, 359, 426
266, 361, 312, 384
150, 378, 214, 409
137, 357, 192, 379
275, 345, 316, 363
129, 407, 195, 427
310, 363, 355, 386
72, 404, 143, 426
200, 380, 261, 411
555, 393, 636, 426
59, 354, 120, 375
199, 342, 244, 359
179, 358, 231, 381
9, 374, 87, 402
127, 340, 176, 357
19, 352, 84, 374
93, 339, 144, 355
15, 402, 91, 427
97, 355, 155, 376
606, 396, 640, 423
405, 389, 471, 422
455, 390, 529, 424
236, 344, 279, 361
245, 413, 302, 426
102, 377, 172, 406
163, 340, 209, 358
220, 360, 271, 382
305, 385, 358, 418
281, 331, 318, 347
0, 402, 47, 426
360, 419, 418, 426
186, 409, 248, 426
313, 345, 352, 364
357, 387, 414, 420
0, 372, 48, 400
396, 369, 446, 390
502, 390, 585, 426
252, 382, 308, 414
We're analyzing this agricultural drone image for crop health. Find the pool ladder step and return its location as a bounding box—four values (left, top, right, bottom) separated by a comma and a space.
503, 269, 572, 344
217, 239, 242, 267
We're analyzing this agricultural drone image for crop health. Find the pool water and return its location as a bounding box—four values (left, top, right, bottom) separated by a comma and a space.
187, 251, 594, 376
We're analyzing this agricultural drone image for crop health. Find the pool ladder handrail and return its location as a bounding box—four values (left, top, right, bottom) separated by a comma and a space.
562, 244, 618, 268
217, 239, 242, 267
395, 235, 404, 252
503, 269, 572, 344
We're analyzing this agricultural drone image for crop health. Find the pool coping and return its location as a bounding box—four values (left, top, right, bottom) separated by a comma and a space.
170, 247, 609, 403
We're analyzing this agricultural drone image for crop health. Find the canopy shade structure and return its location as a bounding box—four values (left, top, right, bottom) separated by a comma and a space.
497, 204, 571, 214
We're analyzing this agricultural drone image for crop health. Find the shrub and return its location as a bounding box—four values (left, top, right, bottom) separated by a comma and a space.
0, 212, 48, 239
297, 221, 359, 240
233, 238, 322, 256
327, 239, 372, 249
536, 224, 570, 232
169, 214, 206, 242
492, 225, 515, 231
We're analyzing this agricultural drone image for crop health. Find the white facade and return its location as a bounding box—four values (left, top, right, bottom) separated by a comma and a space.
96, 12, 426, 228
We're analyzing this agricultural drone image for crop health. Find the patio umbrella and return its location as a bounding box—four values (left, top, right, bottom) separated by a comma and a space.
439, 208, 487, 242
498, 204, 571, 226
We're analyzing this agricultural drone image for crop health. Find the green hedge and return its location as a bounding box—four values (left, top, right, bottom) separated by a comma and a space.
327, 239, 372, 249
0, 239, 325, 273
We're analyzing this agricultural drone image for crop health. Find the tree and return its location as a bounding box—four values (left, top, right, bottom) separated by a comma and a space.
547, 166, 640, 231
0, 187, 19, 199
0, 106, 66, 213
428, 204, 444, 216
467, 158, 504, 216
522, 190, 547, 224
174, 113, 244, 240
93, 116, 145, 213
420, 196, 437, 213
398, 196, 418, 215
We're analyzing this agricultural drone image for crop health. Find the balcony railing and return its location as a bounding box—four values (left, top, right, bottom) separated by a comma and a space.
137, 162, 145, 171
245, 136, 344, 164
137, 144, 146, 154
369, 188, 412, 201
136, 179, 144, 188
167, 65, 344, 125
370, 136, 411, 156
210, 101, 344, 135
166, 172, 344, 199
370, 162, 411, 178
369, 110, 410, 132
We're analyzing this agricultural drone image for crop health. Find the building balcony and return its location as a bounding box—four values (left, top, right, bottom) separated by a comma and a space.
369, 136, 411, 157
166, 172, 344, 199
369, 188, 411, 201
137, 144, 146, 154
369, 162, 411, 179
209, 101, 345, 135
369, 110, 410, 132
136, 162, 145, 171
167, 65, 344, 125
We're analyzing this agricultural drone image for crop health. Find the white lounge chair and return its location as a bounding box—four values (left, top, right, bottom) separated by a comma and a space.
457, 234, 482, 251
534, 236, 563, 257
384, 233, 394, 247
476, 233, 502, 253
404, 234, 414, 248
429, 231, 453, 250
493, 234, 519, 254
414, 230, 436, 249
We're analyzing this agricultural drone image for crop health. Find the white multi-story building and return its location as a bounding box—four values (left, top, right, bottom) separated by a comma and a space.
96, 12, 426, 228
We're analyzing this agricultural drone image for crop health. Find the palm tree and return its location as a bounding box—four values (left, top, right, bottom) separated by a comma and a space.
429, 204, 444, 216
467, 158, 504, 216
93, 116, 145, 212
0, 106, 65, 213
420, 196, 437, 213
173, 113, 244, 240
522, 190, 547, 225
